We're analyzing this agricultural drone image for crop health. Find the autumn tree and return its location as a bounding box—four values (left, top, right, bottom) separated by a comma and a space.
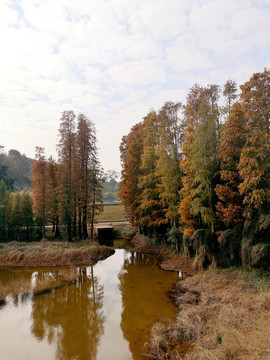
179, 85, 204, 239
215, 102, 246, 226
57, 111, 76, 242
190, 85, 220, 234
238, 69, 270, 267
137, 111, 166, 241
76, 113, 101, 240
46, 156, 60, 238
156, 102, 183, 229
31, 147, 47, 239
119, 122, 144, 225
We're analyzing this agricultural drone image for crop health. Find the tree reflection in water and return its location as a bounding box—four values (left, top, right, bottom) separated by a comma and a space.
118, 252, 178, 360
31, 266, 104, 360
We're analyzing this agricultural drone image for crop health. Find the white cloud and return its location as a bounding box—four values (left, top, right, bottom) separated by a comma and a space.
0, 0, 269, 171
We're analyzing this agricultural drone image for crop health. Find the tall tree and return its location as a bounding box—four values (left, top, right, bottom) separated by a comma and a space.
215, 102, 246, 225
179, 85, 204, 239
31, 147, 47, 240
156, 101, 183, 228
57, 111, 76, 242
46, 156, 60, 238
137, 111, 165, 240
119, 123, 144, 225
222, 79, 238, 117
238, 69, 270, 210
76, 113, 98, 240
190, 85, 220, 234
238, 69, 270, 267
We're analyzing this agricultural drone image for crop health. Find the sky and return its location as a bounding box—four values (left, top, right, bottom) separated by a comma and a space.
1, 0, 270, 173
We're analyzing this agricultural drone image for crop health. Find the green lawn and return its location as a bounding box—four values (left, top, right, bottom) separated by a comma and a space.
95, 205, 127, 222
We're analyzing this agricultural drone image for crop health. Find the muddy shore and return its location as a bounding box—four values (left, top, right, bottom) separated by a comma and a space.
131, 234, 270, 359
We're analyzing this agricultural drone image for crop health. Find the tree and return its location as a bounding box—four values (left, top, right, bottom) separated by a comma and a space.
31, 147, 47, 239
179, 84, 204, 239
215, 102, 246, 226
89, 160, 104, 241
119, 123, 144, 225
57, 111, 76, 242
238, 69, 270, 267
222, 79, 238, 117
77, 113, 101, 240
238, 69, 270, 210
46, 156, 60, 238
137, 111, 165, 241
156, 101, 183, 229
190, 85, 220, 234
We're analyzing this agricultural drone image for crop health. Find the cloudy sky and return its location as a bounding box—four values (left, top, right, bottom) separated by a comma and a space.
1, 0, 269, 172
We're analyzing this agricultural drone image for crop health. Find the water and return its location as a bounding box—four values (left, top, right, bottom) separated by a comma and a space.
0, 249, 179, 360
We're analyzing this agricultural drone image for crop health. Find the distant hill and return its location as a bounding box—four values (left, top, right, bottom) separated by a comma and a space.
0, 147, 34, 191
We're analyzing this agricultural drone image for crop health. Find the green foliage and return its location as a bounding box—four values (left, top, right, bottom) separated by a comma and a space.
0, 148, 34, 191
167, 228, 183, 251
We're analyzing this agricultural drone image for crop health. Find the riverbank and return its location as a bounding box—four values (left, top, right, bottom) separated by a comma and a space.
131, 233, 197, 275
130, 234, 270, 359
146, 268, 270, 359
0, 240, 115, 267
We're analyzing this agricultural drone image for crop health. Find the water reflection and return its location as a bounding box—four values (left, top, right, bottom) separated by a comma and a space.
0, 249, 179, 360
119, 252, 178, 359
31, 266, 104, 360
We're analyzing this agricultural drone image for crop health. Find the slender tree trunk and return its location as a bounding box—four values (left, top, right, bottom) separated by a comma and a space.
67, 147, 72, 242
55, 215, 60, 239
82, 204, 88, 240
90, 184, 96, 241
42, 203, 46, 239
73, 198, 77, 237
78, 208, 82, 240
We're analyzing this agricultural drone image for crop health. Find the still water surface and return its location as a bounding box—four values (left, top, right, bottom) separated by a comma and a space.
0, 249, 179, 360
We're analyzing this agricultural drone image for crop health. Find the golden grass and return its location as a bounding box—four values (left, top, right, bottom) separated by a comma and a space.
0, 240, 114, 267
95, 205, 127, 221
146, 270, 270, 359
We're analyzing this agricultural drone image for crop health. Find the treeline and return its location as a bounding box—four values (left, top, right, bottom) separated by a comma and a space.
32, 111, 103, 242
119, 69, 270, 268
0, 182, 34, 242
0, 111, 103, 243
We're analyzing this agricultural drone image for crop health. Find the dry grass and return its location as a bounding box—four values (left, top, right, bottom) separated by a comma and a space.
146, 270, 270, 359
0, 240, 114, 267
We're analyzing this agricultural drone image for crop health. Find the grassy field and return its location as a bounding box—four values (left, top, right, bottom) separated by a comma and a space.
95, 204, 127, 222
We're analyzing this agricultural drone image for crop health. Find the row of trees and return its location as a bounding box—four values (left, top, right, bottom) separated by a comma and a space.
0, 180, 34, 242
31, 111, 103, 242
119, 69, 270, 268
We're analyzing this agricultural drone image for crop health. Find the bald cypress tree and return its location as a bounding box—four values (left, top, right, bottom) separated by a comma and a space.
31, 147, 47, 240
179, 85, 204, 239
57, 110, 76, 242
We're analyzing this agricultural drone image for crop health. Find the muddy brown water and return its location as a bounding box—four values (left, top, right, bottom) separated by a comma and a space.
0, 248, 179, 360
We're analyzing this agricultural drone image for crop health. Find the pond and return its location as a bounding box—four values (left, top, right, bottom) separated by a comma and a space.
0, 248, 179, 360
